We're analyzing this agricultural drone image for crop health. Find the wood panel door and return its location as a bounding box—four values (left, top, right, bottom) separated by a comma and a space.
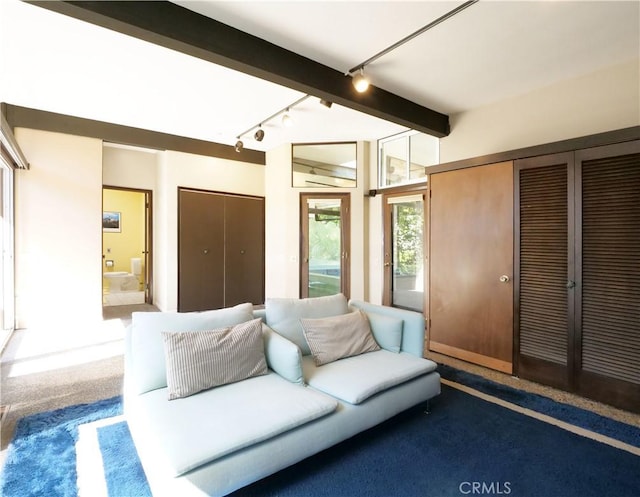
178, 189, 225, 312
429, 161, 514, 373
178, 189, 265, 312
224, 194, 265, 307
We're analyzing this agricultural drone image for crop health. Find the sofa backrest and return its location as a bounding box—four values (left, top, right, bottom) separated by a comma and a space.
265, 294, 349, 355
127, 303, 255, 395
349, 300, 426, 358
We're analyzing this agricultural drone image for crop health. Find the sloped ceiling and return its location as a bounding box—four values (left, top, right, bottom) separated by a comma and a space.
1, 1, 638, 153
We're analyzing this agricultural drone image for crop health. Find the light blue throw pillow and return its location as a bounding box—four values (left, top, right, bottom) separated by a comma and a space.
365, 311, 403, 353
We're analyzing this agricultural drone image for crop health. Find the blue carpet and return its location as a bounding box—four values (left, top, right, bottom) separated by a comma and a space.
1, 370, 639, 497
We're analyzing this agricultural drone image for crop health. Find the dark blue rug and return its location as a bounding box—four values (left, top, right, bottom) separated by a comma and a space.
1, 370, 639, 497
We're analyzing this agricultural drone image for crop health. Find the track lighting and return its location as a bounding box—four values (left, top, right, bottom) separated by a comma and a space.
281, 109, 293, 127
254, 126, 265, 142
319, 99, 333, 108
234, 140, 243, 153
352, 68, 370, 93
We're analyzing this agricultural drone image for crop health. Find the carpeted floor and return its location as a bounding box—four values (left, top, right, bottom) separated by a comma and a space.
1, 302, 638, 477
1, 382, 639, 497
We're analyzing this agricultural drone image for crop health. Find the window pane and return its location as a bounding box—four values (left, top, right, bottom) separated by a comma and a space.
392, 200, 424, 311
307, 199, 342, 297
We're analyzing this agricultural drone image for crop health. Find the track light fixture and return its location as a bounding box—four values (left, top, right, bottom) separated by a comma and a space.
234, 140, 244, 153
254, 126, 265, 142
351, 68, 370, 93
281, 109, 293, 127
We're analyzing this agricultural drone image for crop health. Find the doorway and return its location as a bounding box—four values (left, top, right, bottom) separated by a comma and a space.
102, 186, 152, 306
382, 190, 426, 312
300, 193, 350, 299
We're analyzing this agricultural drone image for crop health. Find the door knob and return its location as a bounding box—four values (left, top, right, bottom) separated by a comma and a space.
499, 275, 510, 283
384, 262, 391, 267
566, 280, 576, 289
203, 249, 209, 255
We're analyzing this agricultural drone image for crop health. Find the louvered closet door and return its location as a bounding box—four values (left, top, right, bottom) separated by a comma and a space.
575, 142, 640, 411
515, 153, 573, 390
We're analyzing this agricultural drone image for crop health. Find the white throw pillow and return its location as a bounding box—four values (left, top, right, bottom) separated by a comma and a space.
162, 318, 267, 400
300, 310, 380, 366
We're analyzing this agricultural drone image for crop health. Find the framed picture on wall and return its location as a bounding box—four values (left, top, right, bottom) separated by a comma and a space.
103, 211, 121, 232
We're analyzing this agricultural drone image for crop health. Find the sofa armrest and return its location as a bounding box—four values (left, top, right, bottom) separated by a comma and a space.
348, 300, 425, 358
262, 324, 304, 385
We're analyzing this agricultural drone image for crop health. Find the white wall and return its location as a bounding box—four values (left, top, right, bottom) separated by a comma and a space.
14, 128, 103, 330
264, 142, 369, 301
440, 58, 640, 164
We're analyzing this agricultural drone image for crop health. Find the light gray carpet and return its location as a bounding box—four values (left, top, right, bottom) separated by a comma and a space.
0, 304, 158, 467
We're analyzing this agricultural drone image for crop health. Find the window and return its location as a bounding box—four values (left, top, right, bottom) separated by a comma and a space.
379, 131, 438, 188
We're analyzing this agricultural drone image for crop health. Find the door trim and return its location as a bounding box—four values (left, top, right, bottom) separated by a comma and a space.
102, 185, 153, 305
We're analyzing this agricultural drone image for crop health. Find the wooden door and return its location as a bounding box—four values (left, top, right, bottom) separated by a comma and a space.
515, 153, 573, 390
429, 161, 514, 373
575, 142, 640, 412
178, 189, 225, 312
224, 195, 265, 307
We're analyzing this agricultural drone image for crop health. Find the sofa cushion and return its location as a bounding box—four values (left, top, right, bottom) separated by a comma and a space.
162, 318, 268, 400
301, 310, 380, 366
365, 311, 403, 353
130, 303, 254, 394
130, 372, 338, 476
265, 294, 349, 355
302, 351, 437, 405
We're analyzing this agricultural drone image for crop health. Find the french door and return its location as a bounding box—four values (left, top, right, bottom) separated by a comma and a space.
300, 193, 350, 299
382, 190, 426, 312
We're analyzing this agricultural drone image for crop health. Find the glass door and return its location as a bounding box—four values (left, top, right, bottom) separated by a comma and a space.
300, 193, 350, 298
383, 192, 426, 312
0, 158, 15, 347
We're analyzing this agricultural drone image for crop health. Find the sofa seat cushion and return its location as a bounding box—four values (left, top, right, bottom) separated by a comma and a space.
129, 372, 337, 477
302, 350, 438, 405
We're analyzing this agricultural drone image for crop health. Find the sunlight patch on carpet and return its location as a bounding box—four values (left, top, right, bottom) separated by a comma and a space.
76, 414, 125, 497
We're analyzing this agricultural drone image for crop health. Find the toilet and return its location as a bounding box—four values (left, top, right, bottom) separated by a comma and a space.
104, 258, 142, 292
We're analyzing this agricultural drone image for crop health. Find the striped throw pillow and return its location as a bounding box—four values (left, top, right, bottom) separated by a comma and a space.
162, 318, 267, 400
301, 310, 380, 366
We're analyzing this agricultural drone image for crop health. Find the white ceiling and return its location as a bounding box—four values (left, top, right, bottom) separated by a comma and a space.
1, 1, 638, 153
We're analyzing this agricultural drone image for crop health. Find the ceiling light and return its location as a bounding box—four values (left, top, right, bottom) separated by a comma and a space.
281, 109, 293, 127
319, 99, 333, 108
352, 68, 369, 93
234, 140, 243, 152
254, 127, 265, 142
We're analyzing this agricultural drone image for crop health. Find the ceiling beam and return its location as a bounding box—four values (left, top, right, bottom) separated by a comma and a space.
28, 0, 450, 138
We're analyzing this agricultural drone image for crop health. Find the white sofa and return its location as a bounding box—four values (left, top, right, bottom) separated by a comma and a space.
124, 294, 441, 497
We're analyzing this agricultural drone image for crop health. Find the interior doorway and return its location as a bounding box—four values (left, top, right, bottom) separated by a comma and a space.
102, 186, 152, 307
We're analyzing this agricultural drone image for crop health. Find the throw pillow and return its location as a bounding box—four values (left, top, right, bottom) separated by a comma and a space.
162, 318, 267, 400
300, 310, 380, 366
365, 311, 403, 353
265, 294, 349, 355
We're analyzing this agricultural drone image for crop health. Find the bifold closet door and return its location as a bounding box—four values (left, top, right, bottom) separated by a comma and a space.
224, 195, 265, 307
178, 189, 225, 312
575, 142, 640, 411
429, 161, 514, 374
515, 153, 573, 390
